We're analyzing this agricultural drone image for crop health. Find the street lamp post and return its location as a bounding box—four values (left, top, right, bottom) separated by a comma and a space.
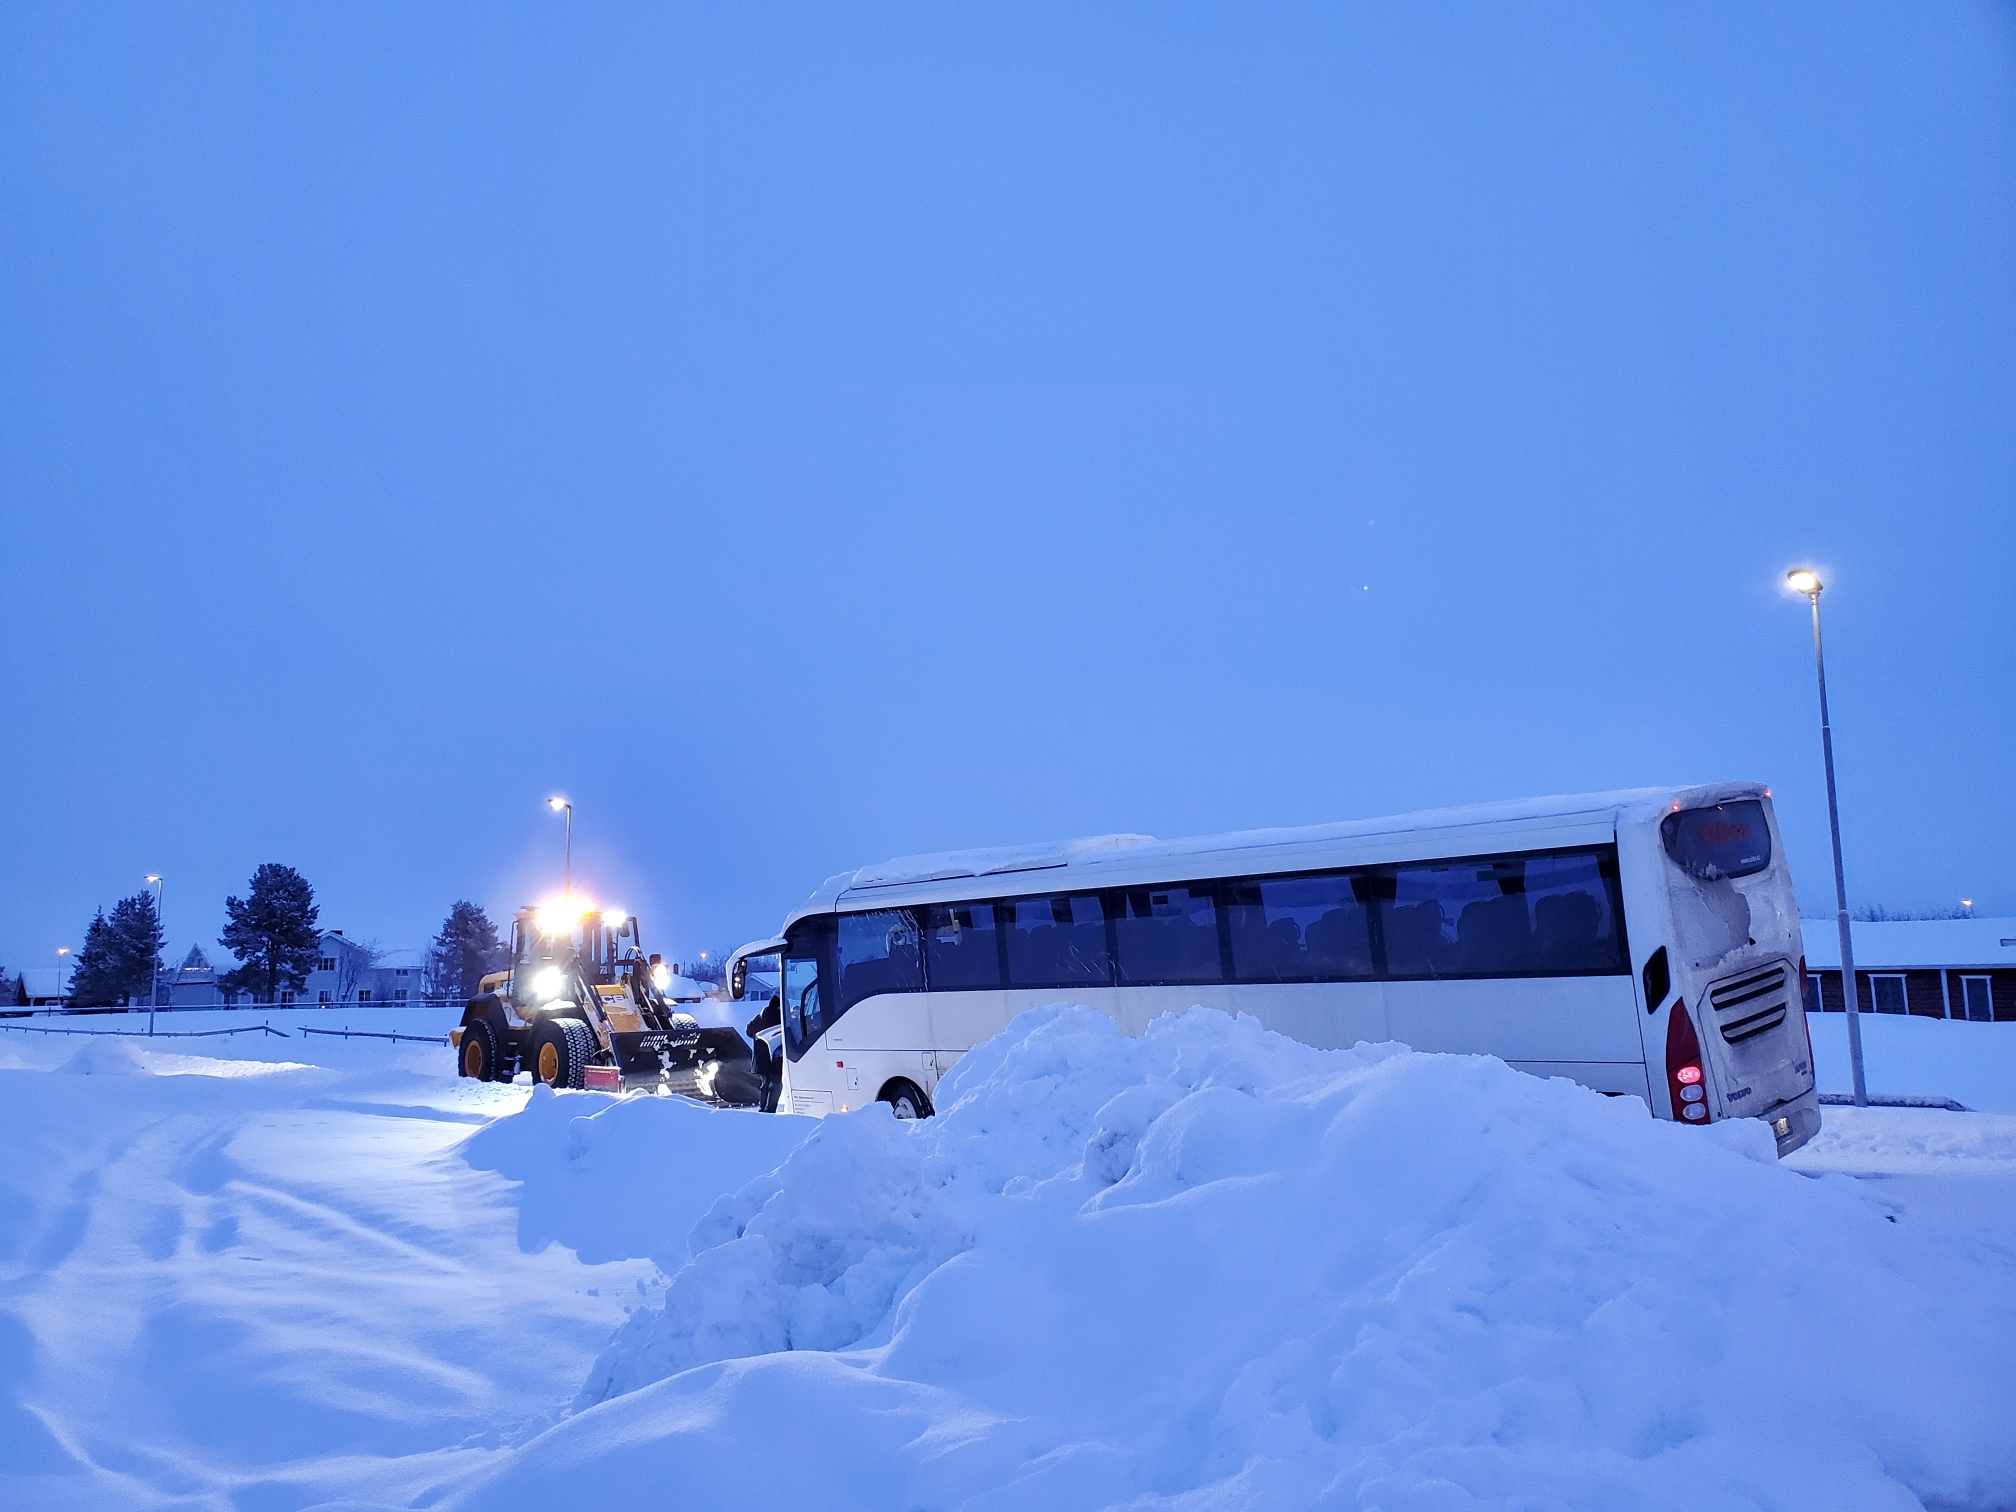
548, 797, 573, 896
146, 875, 164, 1037
55, 946, 70, 1008
1787, 569, 1868, 1107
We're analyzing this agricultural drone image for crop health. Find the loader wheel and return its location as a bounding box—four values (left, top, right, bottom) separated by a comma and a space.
879, 1078, 932, 1121
459, 1017, 506, 1082
531, 1017, 591, 1089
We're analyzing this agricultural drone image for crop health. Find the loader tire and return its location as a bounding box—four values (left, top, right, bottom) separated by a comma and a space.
458, 1016, 507, 1082
531, 1017, 591, 1090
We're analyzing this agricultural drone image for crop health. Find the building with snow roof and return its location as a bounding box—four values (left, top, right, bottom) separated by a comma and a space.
1802, 917, 2016, 1022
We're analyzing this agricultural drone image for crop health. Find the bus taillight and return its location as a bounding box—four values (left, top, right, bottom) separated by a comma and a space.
1666, 1002, 1710, 1123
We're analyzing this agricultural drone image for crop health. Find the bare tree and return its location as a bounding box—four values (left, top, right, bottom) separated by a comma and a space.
333, 938, 385, 1003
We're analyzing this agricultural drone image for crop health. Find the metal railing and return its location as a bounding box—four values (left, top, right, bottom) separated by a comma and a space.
297, 1025, 449, 1046
0, 1020, 291, 1039
2, 997, 467, 1020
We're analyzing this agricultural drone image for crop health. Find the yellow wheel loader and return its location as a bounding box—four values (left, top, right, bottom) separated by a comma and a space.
450, 901, 716, 1094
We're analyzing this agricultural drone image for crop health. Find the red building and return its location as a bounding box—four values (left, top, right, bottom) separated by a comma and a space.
1802, 918, 2015, 1022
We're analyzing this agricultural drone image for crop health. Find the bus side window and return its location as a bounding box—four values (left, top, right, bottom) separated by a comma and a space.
1004, 895, 1110, 986
1114, 885, 1223, 984
926, 903, 1003, 990
836, 910, 923, 1012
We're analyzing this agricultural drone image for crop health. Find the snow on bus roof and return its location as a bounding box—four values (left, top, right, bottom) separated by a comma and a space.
834, 783, 1762, 901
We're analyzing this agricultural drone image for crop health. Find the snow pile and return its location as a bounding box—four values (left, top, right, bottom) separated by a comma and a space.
1807, 1011, 2016, 1114
442, 1006, 2016, 1512
463, 1084, 814, 1274
54, 1036, 154, 1075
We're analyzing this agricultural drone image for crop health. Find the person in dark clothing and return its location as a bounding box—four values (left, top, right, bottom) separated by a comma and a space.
748, 994, 782, 1113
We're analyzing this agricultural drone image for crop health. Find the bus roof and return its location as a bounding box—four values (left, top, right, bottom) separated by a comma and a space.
777, 781, 1769, 934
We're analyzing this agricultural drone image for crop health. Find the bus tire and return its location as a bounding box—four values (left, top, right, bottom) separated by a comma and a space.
531, 1017, 590, 1089
459, 1016, 507, 1082
879, 1078, 932, 1121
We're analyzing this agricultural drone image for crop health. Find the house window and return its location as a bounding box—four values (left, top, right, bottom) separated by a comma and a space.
1871, 975, 1908, 1015
357, 989, 372, 1002
317, 956, 336, 973
395, 969, 410, 978
317, 990, 331, 1004
280, 990, 296, 1005
395, 988, 409, 1003
1803, 975, 1822, 1013
1961, 976, 1994, 1023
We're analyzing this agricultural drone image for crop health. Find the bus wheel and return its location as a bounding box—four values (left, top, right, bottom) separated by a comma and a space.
879, 1078, 932, 1121
531, 1018, 590, 1089
459, 1017, 506, 1081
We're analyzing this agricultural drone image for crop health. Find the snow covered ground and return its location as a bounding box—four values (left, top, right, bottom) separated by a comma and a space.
2, 1004, 2012, 1511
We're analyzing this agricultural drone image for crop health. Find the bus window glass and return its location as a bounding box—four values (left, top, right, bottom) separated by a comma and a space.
781, 944, 824, 1061
1004, 894, 1110, 986
1523, 850, 1628, 973
1226, 873, 1376, 981
925, 903, 1002, 990
836, 910, 923, 1012
1660, 800, 1771, 880
1382, 861, 1525, 977
1383, 850, 1628, 978
1114, 885, 1223, 984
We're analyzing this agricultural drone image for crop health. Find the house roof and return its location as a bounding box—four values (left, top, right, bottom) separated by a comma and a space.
1802, 918, 2016, 972
374, 948, 423, 971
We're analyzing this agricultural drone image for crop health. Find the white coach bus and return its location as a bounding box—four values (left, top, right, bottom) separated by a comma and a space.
732, 783, 1821, 1156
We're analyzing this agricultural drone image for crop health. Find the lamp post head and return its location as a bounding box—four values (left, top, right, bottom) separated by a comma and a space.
547, 796, 569, 813
146, 874, 161, 884
1786, 569, 1823, 596
56, 947, 68, 957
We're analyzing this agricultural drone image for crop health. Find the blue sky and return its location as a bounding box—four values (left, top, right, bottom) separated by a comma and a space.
3, 2, 2012, 974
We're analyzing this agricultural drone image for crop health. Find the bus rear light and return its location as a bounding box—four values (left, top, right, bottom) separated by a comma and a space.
1665, 1001, 1711, 1125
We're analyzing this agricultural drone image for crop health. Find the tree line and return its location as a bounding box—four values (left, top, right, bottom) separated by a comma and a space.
9, 864, 515, 1008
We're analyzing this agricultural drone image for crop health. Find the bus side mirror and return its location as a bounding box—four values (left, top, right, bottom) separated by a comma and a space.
731, 959, 747, 1000
649, 953, 662, 967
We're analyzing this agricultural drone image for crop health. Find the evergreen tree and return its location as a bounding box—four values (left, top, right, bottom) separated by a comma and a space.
218, 864, 321, 1004
10, 974, 25, 1008
426, 901, 504, 1002
67, 909, 124, 1006
106, 890, 165, 1003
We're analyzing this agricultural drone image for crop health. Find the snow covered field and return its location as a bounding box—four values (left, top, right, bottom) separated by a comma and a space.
2, 1005, 2012, 1511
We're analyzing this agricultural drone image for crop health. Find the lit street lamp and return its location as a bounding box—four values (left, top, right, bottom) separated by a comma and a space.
55, 946, 69, 1008
1787, 568, 1868, 1107
548, 796, 574, 896
146, 874, 164, 1036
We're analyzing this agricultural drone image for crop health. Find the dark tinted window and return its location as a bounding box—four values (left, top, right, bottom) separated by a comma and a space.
1114, 884, 1223, 984
835, 909, 923, 1012
781, 919, 829, 1062
1380, 849, 1627, 978
1660, 799, 1771, 880
925, 902, 1002, 990
1225, 873, 1377, 981
1004, 894, 1110, 986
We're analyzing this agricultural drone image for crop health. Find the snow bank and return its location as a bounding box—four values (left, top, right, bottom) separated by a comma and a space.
1807, 1011, 2016, 1114
462, 1084, 815, 1273
443, 1006, 2016, 1512
54, 1036, 153, 1075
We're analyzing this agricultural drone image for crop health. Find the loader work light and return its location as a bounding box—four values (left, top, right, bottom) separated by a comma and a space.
536, 897, 595, 935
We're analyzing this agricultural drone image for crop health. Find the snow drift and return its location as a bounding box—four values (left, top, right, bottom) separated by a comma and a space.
437, 1006, 2016, 1511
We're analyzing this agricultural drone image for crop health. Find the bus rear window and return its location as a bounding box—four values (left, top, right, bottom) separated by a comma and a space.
1660, 800, 1771, 881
